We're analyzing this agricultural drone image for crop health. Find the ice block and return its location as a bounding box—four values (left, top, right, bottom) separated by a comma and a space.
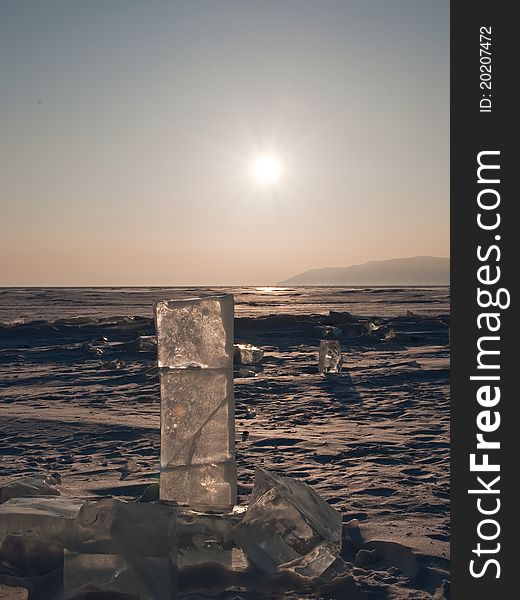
233, 343, 264, 365
0, 497, 85, 546
233, 468, 342, 578
156, 296, 234, 370
75, 499, 176, 558
314, 325, 342, 339
318, 340, 343, 374
177, 509, 249, 572
64, 551, 172, 600
155, 295, 236, 511
65, 499, 177, 600
0, 584, 28, 600
0, 475, 60, 503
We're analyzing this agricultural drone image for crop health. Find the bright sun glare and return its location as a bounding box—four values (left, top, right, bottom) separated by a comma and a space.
252, 155, 281, 185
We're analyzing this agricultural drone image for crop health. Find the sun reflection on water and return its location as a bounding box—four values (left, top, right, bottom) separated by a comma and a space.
255, 287, 288, 293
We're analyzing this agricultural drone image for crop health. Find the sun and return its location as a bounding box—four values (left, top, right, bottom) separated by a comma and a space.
252, 155, 281, 185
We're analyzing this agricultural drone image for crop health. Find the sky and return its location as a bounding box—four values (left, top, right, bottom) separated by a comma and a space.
0, 0, 449, 286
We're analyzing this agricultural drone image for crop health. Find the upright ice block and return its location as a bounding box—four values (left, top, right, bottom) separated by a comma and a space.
318, 340, 343, 374
156, 296, 234, 369
155, 295, 236, 511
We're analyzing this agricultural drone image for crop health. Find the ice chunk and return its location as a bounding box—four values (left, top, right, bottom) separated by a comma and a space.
138, 335, 157, 352
244, 406, 257, 419
235, 367, 257, 378
64, 551, 173, 600
0, 475, 60, 503
156, 295, 236, 511
326, 310, 354, 325
318, 340, 343, 374
0, 534, 63, 577
177, 509, 249, 571
314, 325, 341, 339
233, 468, 342, 578
179, 545, 247, 573
370, 325, 396, 340
65, 500, 177, 599
233, 343, 263, 365
0, 496, 84, 545
155, 295, 234, 369
74, 499, 176, 559
0, 584, 28, 600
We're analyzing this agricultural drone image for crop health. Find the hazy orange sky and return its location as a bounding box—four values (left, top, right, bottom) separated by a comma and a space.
0, 1, 449, 286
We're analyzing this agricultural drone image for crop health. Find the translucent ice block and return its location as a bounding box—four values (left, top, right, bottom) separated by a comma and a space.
0, 584, 28, 600
318, 340, 343, 374
0, 497, 85, 545
0, 475, 60, 503
233, 468, 342, 578
156, 295, 236, 511
159, 368, 236, 510
177, 509, 249, 572
314, 325, 341, 339
138, 335, 157, 352
233, 344, 264, 365
66, 499, 177, 599
75, 499, 176, 559
160, 369, 234, 467
155, 295, 234, 369
64, 551, 173, 600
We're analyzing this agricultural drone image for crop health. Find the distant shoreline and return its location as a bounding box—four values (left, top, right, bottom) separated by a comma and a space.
280, 256, 450, 286
0, 284, 451, 290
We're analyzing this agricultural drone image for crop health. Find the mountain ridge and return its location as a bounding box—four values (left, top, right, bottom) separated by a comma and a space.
279, 256, 450, 286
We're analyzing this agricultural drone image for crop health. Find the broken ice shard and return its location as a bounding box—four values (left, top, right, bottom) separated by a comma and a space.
0, 584, 28, 600
177, 508, 249, 572
155, 295, 236, 511
0, 534, 64, 583
233, 468, 342, 578
0, 496, 85, 546
233, 343, 264, 365
314, 325, 341, 339
0, 475, 60, 503
318, 340, 343, 374
64, 551, 173, 600
65, 499, 177, 600
75, 499, 176, 559
138, 335, 157, 352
